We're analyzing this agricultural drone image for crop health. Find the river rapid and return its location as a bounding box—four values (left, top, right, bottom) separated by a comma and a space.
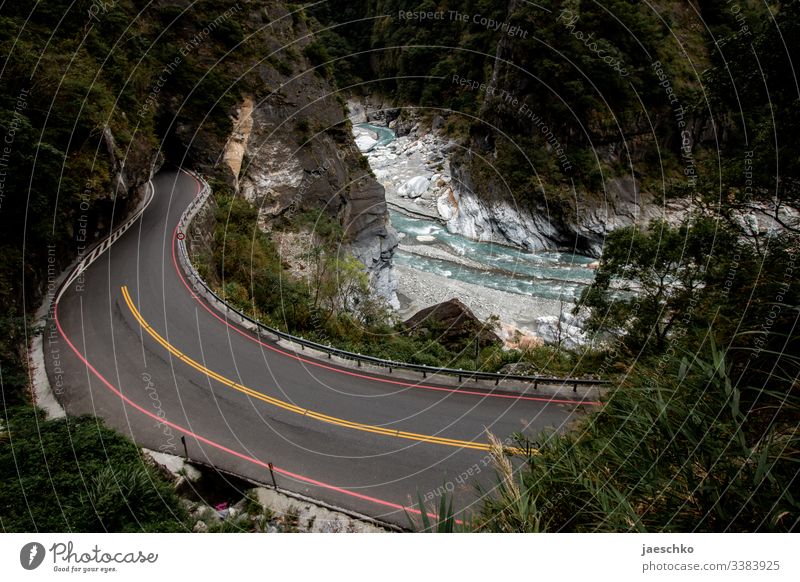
355, 122, 597, 345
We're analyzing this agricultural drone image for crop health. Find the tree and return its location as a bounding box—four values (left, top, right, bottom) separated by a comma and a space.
577, 217, 738, 351
305, 247, 370, 321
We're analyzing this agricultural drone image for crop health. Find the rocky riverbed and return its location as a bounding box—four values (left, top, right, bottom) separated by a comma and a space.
353, 115, 595, 348
395, 264, 582, 346
359, 125, 456, 223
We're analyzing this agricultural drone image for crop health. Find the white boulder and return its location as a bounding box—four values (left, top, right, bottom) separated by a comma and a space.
437, 190, 456, 221
398, 175, 430, 199
533, 313, 587, 350
355, 134, 377, 152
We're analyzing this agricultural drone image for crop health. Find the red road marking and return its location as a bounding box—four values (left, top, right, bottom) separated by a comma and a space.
173, 171, 602, 407
53, 301, 431, 521
54, 169, 597, 525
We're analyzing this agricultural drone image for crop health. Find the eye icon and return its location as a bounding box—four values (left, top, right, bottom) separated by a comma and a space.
20, 542, 46, 570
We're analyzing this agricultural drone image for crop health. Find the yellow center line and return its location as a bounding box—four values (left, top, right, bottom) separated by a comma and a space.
121, 285, 498, 452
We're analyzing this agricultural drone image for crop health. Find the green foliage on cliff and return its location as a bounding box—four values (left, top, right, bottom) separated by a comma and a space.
0, 0, 266, 533
311, 0, 693, 173
0, 0, 262, 406
312, 1, 795, 229
703, 0, 800, 211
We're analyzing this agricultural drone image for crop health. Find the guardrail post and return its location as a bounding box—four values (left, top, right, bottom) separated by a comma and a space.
534, 380, 538, 390
422, 370, 427, 378
573, 381, 578, 392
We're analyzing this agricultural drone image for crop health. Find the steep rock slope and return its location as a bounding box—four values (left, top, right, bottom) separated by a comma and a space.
230, 7, 398, 306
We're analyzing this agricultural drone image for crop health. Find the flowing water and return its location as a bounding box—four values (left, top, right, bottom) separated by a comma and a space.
358, 123, 596, 303
391, 211, 595, 301
358, 123, 396, 150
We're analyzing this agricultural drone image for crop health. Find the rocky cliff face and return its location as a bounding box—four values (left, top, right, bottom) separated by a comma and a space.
444, 155, 689, 257
428, 1, 705, 257
327, 1, 725, 258
88, 2, 401, 309
356, 97, 688, 258
86, 126, 161, 244
219, 7, 398, 307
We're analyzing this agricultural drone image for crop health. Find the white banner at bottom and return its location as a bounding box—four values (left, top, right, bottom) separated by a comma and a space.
0, 533, 796, 581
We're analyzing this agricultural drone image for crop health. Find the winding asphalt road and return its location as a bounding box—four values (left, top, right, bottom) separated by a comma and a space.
49, 169, 590, 527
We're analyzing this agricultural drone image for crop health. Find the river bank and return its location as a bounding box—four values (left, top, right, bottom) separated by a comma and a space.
395, 263, 568, 342
354, 119, 596, 346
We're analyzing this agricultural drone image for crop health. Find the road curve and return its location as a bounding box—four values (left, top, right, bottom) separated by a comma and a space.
49, 169, 587, 526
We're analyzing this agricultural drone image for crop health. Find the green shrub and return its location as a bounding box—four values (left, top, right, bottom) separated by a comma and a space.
0, 409, 186, 532
478, 343, 800, 532
302, 42, 333, 78
208, 514, 252, 533
241, 489, 262, 515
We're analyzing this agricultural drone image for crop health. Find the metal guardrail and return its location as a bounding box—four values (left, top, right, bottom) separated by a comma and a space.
56, 180, 156, 305
176, 171, 609, 394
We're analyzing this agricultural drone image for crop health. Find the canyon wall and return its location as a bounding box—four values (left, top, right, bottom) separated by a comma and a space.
225, 7, 398, 307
